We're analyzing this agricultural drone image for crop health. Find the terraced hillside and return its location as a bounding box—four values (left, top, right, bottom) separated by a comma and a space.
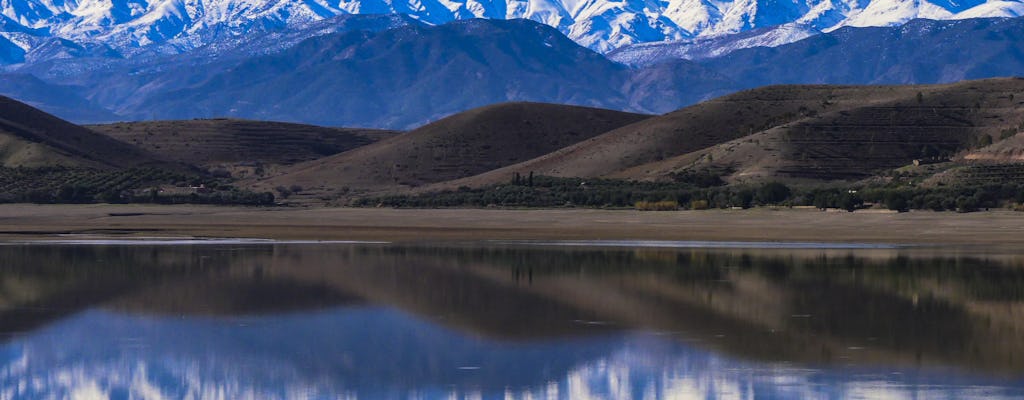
254, 103, 651, 195
962, 127, 1024, 163
436, 78, 1024, 189
0, 96, 165, 169
613, 79, 1024, 183
923, 164, 1024, 187
90, 119, 398, 167
434, 85, 920, 189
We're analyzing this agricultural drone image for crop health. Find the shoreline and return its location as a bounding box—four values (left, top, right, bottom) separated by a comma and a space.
3, 204, 1024, 249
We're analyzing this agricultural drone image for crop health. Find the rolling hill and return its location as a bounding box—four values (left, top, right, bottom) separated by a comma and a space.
89, 119, 398, 167
0, 95, 165, 169
433, 84, 928, 188
613, 79, 1024, 183
252, 102, 652, 195
331, 78, 1024, 195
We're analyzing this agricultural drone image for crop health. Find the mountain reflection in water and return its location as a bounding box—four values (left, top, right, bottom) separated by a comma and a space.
0, 243, 1021, 399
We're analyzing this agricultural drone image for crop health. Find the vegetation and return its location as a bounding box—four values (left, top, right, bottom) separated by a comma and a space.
635, 200, 680, 211
0, 167, 275, 205
355, 174, 1024, 213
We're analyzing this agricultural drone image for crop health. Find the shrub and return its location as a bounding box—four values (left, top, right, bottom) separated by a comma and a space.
884, 191, 909, 212
956, 196, 978, 213
731, 189, 754, 209
838, 192, 863, 212
671, 170, 725, 188
635, 200, 680, 211
690, 199, 710, 210
756, 182, 791, 205
972, 134, 994, 148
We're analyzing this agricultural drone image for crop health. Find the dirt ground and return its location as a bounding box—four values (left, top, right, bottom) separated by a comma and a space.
2, 204, 1024, 248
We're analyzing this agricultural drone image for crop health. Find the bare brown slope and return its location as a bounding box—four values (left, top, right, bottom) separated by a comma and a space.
89, 119, 398, 167
439, 85, 916, 188
443, 78, 1024, 188
611, 78, 1024, 183
962, 129, 1024, 163
0, 96, 164, 169
253, 102, 651, 194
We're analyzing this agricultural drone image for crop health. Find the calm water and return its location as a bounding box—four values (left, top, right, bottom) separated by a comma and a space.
0, 242, 1022, 399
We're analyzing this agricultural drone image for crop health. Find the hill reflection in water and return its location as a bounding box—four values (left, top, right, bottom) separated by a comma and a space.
0, 243, 1022, 398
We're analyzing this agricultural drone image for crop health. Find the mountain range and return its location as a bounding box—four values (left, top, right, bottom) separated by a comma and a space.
0, 16, 1014, 129
0, 0, 1020, 59
0, 0, 1018, 131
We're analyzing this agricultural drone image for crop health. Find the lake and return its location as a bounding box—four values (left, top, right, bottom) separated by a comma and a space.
0, 241, 1022, 399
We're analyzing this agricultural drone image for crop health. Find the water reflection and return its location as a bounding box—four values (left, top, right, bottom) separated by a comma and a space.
0, 244, 1022, 399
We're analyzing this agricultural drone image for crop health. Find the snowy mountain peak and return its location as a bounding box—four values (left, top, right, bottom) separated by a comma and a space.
0, 0, 1020, 63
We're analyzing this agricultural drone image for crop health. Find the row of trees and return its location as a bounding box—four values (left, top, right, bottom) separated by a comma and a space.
356, 177, 799, 209
357, 175, 1024, 213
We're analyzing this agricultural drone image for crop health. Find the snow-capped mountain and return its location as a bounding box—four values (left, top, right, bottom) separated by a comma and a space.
608, 22, 818, 66
0, 0, 1020, 60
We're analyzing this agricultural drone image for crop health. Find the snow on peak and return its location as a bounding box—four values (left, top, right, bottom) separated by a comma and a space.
0, 0, 1019, 61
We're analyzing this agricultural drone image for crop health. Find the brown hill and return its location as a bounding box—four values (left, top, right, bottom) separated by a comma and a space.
442, 78, 1024, 188
613, 78, 1024, 183
0, 96, 164, 169
89, 119, 398, 167
253, 102, 651, 194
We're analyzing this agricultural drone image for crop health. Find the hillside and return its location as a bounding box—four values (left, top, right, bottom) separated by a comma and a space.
427, 78, 1024, 190
962, 128, 1024, 163
612, 78, 1024, 183
700, 18, 1024, 87
0, 95, 164, 169
253, 103, 651, 195
115, 19, 631, 129
89, 119, 398, 167
437, 84, 920, 188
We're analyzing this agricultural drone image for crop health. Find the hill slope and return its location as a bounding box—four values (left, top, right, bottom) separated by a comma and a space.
253, 103, 651, 194
0, 96, 164, 169
614, 78, 1024, 183
89, 119, 398, 167
440, 85, 917, 187
702, 18, 1024, 87
438, 78, 1024, 188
